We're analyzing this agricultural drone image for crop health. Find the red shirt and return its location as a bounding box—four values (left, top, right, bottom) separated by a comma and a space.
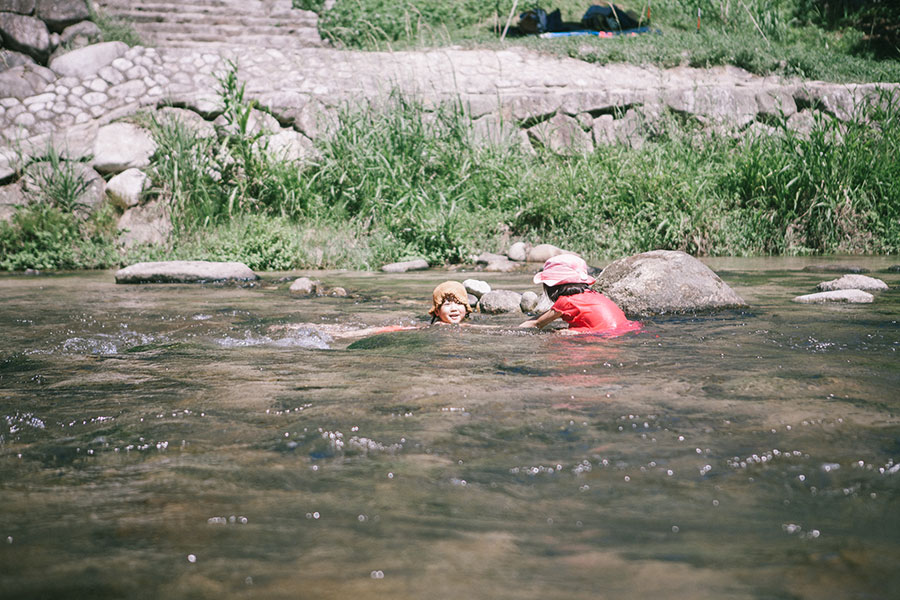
551, 291, 640, 334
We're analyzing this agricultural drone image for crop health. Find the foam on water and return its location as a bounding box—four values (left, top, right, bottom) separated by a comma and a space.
214, 329, 332, 350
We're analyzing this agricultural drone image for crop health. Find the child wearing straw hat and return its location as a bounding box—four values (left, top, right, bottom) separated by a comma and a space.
519, 254, 640, 334
428, 281, 474, 324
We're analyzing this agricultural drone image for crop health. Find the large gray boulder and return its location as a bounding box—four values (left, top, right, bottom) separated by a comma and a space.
595, 250, 747, 316
0, 12, 50, 62
115, 261, 258, 283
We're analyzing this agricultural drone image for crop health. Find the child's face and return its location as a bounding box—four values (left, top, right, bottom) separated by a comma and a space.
437, 300, 466, 324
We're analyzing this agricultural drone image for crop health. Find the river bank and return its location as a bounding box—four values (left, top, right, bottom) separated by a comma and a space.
3, 83, 899, 273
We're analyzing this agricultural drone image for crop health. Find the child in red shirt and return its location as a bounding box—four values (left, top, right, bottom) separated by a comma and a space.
519, 254, 640, 335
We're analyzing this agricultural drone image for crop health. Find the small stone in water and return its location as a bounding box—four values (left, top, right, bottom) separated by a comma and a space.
187, 554, 197, 563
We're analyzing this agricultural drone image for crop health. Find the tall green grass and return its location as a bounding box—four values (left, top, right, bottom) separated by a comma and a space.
0, 149, 117, 271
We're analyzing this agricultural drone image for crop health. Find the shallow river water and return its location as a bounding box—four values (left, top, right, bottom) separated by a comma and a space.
1, 257, 899, 600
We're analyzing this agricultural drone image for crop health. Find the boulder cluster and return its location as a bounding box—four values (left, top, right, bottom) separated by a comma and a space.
793, 272, 890, 304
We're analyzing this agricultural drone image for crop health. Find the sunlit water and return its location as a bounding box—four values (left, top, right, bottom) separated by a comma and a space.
1, 258, 898, 600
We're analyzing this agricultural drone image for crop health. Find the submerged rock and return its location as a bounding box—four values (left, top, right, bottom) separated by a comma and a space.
479, 290, 522, 314
816, 274, 888, 292
793, 290, 874, 304
381, 258, 428, 273
289, 276, 317, 295
595, 250, 747, 316
115, 261, 258, 283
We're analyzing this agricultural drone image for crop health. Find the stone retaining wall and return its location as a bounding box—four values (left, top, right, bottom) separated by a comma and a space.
1, 36, 897, 246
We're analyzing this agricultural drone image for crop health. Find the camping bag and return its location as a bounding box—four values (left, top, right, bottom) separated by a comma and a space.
519, 8, 563, 34
581, 4, 640, 31
519, 8, 548, 34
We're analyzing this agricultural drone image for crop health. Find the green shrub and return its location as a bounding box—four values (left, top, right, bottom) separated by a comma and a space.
0, 202, 117, 271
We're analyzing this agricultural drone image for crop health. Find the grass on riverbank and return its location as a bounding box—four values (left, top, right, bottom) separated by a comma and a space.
2, 82, 898, 272
309, 0, 900, 83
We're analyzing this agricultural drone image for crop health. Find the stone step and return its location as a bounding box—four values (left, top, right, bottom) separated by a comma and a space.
144, 31, 323, 46
97, 0, 298, 10
93, 0, 323, 48
112, 12, 317, 27
95, 0, 314, 18
98, 5, 317, 21
127, 21, 318, 36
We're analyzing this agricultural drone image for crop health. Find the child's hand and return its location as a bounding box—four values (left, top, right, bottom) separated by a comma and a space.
520, 310, 562, 330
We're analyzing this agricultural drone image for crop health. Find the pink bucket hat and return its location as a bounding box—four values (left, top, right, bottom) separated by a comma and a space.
533, 253, 596, 286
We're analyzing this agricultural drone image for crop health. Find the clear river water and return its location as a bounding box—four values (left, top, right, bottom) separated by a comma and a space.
1, 257, 898, 600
